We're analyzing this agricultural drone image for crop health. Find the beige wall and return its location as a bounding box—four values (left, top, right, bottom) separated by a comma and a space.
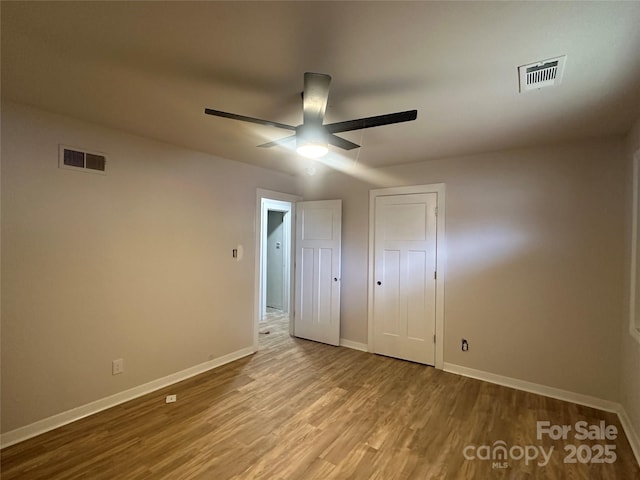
300, 138, 627, 401
2, 99, 634, 437
621, 117, 640, 440
1, 102, 298, 433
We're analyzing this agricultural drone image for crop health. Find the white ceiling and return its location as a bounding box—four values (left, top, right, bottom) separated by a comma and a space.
3, 1, 640, 175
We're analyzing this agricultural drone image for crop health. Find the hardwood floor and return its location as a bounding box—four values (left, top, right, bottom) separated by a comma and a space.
2, 312, 638, 479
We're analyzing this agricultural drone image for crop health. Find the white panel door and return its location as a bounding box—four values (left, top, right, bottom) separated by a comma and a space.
294, 200, 342, 346
373, 193, 437, 365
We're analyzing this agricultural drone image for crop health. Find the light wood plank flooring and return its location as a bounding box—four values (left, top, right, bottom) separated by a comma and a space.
2, 312, 638, 479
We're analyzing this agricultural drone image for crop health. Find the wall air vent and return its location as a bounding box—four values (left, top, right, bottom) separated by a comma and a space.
59, 145, 107, 174
518, 56, 566, 93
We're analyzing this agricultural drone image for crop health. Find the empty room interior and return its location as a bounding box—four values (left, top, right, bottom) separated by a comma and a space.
2, 2, 640, 479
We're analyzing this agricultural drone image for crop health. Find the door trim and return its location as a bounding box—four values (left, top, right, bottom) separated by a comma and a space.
367, 183, 446, 369
254, 189, 302, 352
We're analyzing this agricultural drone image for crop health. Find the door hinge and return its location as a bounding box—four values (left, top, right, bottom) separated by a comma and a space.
433, 334, 436, 343
434, 271, 437, 280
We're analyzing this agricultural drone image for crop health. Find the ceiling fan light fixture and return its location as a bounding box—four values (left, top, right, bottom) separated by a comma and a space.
296, 140, 328, 159
296, 125, 328, 158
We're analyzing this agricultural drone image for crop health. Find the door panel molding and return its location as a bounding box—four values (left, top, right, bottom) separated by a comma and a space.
367, 184, 446, 369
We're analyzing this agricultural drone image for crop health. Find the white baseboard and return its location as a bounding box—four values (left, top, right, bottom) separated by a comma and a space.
444, 362, 640, 467
443, 362, 620, 412
339, 338, 368, 352
618, 406, 640, 467
1, 346, 255, 449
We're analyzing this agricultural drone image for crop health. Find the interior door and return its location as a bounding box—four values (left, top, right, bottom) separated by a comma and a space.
294, 200, 342, 346
373, 193, 437, 365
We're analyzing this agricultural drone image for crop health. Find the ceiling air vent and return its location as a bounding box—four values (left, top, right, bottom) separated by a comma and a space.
59, 145, 107, 174
518, 56, 566, 93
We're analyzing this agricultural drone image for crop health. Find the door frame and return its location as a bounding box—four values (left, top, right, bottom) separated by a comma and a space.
254, 189, 302, 351
367, 183, 446, 369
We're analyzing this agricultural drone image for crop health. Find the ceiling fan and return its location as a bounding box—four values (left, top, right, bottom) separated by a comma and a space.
204, 72, 418, 159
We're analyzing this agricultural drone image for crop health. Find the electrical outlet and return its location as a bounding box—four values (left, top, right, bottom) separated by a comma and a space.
165, 394, 177, 403
112, 358, 124, 375
461, 339, 469, 352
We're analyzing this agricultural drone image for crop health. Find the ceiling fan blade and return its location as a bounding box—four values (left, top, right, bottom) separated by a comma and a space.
204, 108, 296, 131
325, 110, 418, 134
303, 72, 331, 125
257, 135, 297, 148
327, 134, 360, 151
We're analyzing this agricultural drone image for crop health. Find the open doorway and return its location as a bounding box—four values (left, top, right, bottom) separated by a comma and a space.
266, 210, 286, 312
260, 200, 291, 341
254, 190, 300, 350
